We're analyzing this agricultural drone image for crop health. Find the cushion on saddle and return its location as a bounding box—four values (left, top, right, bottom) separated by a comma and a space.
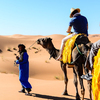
92, 49, 100, 100
60, 33, 83, 64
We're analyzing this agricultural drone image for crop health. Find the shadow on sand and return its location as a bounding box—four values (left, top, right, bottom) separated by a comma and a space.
31, 93, 89, 100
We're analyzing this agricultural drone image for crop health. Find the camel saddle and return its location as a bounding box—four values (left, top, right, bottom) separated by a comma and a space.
61, 33, 90, 68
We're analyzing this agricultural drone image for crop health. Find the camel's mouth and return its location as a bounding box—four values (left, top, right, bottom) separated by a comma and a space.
37, 38, 43, 45
37, 37, 52, 49
37, 38, 46, 48
37, 39, 41, 44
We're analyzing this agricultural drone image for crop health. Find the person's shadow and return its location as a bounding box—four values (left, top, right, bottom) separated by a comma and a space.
31, 93, 90, 100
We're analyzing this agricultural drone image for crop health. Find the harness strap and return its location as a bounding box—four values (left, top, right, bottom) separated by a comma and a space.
75, 43, 83, 55
67, 54, 81, 64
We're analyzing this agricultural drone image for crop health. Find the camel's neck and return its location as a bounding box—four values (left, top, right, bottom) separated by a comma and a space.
46, 44, 60, 60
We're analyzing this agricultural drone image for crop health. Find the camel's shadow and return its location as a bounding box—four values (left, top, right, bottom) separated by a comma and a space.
32, 93, 74, 100
31, 93, 89, 100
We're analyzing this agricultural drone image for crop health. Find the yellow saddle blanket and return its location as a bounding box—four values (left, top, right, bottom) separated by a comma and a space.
61, 33, 82, 64
92, 49, 100, 100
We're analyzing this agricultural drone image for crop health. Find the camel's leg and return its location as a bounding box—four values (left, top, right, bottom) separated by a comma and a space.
83, 64, 92, 100
79, 78, 85, 100
60, 61, 68, 95
73, 68, 80, 100
87, 80, 92, 100
77, 65, 85, 100
83, 64, 89, 74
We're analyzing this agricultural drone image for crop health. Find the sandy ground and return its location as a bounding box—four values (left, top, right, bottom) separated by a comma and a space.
0, 73, 90, 100
0, 34, 99, 100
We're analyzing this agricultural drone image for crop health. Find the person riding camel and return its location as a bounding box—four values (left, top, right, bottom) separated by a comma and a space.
81, 40, 100, 80
57, 8, 88, 61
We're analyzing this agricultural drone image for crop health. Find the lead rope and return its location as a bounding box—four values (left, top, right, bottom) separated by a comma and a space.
14, 41, 37, 66
26, 41, 37, 51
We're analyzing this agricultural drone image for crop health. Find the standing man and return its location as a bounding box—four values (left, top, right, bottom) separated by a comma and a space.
16, 44, 32, 96
57, 8, 88, 60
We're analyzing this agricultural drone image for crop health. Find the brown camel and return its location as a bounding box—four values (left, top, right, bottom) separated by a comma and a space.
37, 35, 92, 100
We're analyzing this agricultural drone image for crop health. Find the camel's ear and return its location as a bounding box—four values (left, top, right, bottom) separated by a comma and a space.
45, 37, 52, 42
48, 38, 52, 41
85, 42, 93, 50
86, 42, 93, 48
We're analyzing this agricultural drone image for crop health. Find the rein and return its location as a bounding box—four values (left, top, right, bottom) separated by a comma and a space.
75, 43, 83, 56
26, 41, 37, 51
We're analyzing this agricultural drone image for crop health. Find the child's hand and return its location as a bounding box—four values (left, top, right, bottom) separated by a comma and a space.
16, 56, 19, 60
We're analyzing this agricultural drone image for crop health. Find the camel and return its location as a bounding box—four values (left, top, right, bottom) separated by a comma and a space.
37, 35, 92, 100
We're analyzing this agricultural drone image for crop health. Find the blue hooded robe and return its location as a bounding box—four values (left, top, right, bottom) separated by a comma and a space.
16, 52, 32, 89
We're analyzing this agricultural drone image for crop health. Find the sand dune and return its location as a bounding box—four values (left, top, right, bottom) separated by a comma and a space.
0, 34, 99, 99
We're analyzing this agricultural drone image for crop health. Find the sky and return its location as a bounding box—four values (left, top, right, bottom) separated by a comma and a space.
0, 0, 100, 36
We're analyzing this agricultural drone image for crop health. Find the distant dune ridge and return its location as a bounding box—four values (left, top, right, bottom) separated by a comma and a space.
0, 34, 97, 100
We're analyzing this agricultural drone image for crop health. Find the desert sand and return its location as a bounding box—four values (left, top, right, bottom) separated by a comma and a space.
0, 34, 99, 100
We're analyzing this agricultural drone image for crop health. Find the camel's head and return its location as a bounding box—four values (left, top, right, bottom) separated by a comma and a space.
37, 37, 53, 49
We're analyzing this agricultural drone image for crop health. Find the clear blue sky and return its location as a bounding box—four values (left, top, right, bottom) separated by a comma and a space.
0, 0, 100, 35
